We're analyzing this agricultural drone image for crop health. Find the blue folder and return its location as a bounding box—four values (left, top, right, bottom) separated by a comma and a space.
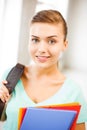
20, 107, 77, 130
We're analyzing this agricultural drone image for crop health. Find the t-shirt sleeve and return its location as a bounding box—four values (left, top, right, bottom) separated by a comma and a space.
76, 87, 87, 123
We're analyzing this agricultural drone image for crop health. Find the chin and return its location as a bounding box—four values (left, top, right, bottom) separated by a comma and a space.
37, 64, 49, 68
36, 62, 55, 69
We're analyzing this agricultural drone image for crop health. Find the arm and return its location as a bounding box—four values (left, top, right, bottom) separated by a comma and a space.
75, 123, 86, 130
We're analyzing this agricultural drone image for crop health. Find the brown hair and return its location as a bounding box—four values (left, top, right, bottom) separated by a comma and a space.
31, 9, 68, 40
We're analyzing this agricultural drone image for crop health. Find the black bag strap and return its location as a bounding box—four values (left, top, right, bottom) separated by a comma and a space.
5, 63, 25, 94
0, 63, 25, 120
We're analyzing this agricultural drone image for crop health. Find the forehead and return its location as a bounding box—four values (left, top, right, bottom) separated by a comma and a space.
29, 23, 64, 37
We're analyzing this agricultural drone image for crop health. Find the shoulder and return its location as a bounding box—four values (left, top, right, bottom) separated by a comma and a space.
64, 77, 81, 92
64, 78, 87, 123
63, 77, 85, 102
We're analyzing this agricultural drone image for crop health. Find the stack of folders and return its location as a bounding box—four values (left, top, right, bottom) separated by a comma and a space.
18, 102, 81, 130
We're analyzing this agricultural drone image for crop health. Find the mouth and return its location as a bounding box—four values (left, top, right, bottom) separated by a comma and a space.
36, 56, 50, 62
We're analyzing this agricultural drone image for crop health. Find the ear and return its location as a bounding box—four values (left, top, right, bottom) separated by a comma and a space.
62, 40, 68, 51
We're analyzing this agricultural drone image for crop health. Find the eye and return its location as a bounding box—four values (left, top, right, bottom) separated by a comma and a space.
48, 39, 56, 45
31, 38, 39, 44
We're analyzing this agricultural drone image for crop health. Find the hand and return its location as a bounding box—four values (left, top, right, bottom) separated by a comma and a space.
0, 80, 10, 103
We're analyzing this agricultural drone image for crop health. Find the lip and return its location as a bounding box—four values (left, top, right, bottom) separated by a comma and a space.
36, 56, 50, 62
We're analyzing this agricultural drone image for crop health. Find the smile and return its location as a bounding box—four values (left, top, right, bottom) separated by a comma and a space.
36, 56, 50, 62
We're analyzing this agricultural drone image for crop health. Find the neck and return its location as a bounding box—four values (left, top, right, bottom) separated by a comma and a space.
30, 64, 61, 78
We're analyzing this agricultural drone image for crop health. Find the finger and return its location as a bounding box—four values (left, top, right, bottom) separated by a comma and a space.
1, 80, 8, 88
0, 80, 10, 102
1, 83, 9, 96
2, 80, 8, 85
0, 88, 9, 102
0, 91, 6, 102
0, 86, 9, 102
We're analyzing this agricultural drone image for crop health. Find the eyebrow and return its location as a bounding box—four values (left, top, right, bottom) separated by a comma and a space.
31, 35, 58, 38
47, 35, 58, 38
31, 35, 39, 38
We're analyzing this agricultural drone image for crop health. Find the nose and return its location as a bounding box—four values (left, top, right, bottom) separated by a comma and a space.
38, 41, 47, 53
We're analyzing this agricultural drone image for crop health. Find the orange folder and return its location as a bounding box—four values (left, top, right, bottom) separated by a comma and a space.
18, 102, 81, 130
18, 108, 27, 130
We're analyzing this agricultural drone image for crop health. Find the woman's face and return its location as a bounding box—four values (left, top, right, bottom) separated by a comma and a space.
29, 23, 68, 68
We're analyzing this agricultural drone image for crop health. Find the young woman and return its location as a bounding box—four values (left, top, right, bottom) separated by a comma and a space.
0, 10, 87, 130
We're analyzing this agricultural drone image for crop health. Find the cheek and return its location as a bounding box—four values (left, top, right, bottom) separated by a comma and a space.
50, 47, 61, 57
29, 45, 36, 57
54, 51, 60, 58
28, 44, 33, 55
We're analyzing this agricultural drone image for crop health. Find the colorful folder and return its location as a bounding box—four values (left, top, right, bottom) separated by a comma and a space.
39, 103, 81, 130
18, 102, 81, 130
20, 107, 77, 130
18, 108, 27, 130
